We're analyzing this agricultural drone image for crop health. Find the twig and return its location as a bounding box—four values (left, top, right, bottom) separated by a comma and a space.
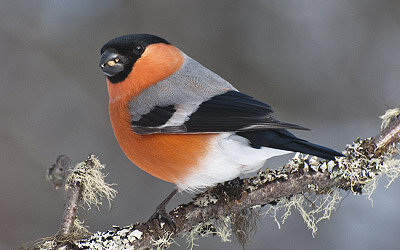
47, 155, 84, 249
59, 184, 83, 236
52, 155, 83, 250
48, 155, 83, 236
374, 117, 400, 156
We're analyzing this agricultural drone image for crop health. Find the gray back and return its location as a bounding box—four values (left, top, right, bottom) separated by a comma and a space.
129, 53, 236, 123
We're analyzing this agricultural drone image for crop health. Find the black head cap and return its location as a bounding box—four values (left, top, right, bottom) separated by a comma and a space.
100, 34, 170, 84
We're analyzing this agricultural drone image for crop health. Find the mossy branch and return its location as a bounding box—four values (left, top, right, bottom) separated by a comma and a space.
28, 155, 117, 249
39, 108, 400, 249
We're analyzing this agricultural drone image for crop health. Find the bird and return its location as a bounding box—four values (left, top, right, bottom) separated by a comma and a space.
99, 33, 343, 221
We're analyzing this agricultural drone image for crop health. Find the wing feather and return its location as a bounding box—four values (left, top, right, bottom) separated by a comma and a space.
131, 91, 308, 134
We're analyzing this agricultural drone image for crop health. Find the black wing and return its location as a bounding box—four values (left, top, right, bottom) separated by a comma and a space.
237, 130, 344, 160
131, 91, 309, 134
131, 105, 175, 127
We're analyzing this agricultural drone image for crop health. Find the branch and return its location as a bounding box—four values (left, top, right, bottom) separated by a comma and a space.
28, 156, 116, 249
59, 184, 83, 236
374, 110, 400, 156
40, 109, 400, 249
47, 155, 84, 250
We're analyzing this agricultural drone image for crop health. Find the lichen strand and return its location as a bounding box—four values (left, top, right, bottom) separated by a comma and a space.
29, 221, 92, 250
151, 231, 179, 249
72, 219, 91, 238
65, 155, 117, 210
182, 217, 232, 250
264, 188, 342, 237
380, 107, 400, 131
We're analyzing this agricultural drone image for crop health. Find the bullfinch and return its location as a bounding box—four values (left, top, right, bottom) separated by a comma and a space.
99, 34, 343, 220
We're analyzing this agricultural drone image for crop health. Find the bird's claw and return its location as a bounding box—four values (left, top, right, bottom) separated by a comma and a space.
148, 208, 177, 232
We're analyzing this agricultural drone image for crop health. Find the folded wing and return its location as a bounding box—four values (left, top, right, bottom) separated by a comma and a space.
131, 91, 309, 134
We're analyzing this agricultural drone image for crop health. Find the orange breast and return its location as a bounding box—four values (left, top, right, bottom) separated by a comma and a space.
109, 101, 215, 183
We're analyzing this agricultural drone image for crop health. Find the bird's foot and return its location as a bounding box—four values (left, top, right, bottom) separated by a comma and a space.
147, 188, 178, 231
148, 208, 176, 232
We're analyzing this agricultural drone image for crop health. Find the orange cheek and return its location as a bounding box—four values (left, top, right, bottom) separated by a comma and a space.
107, 43, 184, 104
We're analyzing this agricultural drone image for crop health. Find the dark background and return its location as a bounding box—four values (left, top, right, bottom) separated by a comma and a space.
1, 1, 400, 249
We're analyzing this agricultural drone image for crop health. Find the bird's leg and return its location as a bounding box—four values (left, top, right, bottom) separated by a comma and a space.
148, 188, 178, 230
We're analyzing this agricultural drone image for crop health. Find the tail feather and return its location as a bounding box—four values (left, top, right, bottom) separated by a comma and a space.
237, 129, 344, 160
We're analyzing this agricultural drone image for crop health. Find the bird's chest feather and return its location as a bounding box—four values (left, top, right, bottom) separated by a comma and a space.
109, 100, 214, 184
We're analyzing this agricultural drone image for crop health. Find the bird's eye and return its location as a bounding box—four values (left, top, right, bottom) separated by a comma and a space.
133, 45, 144, 55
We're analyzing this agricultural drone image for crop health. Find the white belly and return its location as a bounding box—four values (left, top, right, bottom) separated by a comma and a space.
176, 133, 290, 192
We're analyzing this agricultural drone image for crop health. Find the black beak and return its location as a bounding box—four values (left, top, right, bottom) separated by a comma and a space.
99, 51, 124, 77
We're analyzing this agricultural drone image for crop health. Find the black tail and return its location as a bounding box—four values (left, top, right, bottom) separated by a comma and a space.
237, 129, 344, 160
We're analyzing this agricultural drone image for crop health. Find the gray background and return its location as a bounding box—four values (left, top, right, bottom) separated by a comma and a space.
1, 1, 400, 249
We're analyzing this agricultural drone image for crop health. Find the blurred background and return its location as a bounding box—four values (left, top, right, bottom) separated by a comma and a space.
1, 1, 400, 249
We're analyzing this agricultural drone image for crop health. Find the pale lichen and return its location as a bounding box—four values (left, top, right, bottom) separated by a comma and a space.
75, 224, 144, 249
151, 231, 179, 249
264, 188, 342, 237
336, 137, 400, 204
182, 217, 232, 250
72, 219, 91, 238
128, 229, 143, 242
260, 129, 399, 237
65, 155, 117, 210
360, 145, 400, 204
380, 107, 400, 131
193, 193, 219, 207
182, 221, 215, 249
39, 238, 57, 250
